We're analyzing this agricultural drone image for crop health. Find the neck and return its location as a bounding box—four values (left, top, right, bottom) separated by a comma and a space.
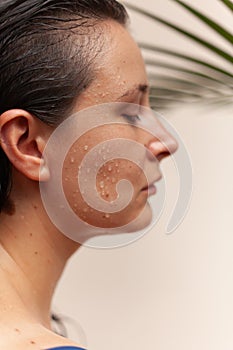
0, 179, 80, 329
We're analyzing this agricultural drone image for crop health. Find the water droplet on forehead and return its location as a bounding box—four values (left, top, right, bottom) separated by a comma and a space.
108, 166, 112, 172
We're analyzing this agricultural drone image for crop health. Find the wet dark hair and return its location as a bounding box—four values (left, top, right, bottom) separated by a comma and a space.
0, 0, 128, 213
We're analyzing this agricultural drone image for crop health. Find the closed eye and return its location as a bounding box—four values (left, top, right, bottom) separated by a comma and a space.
121, 113, 141, 124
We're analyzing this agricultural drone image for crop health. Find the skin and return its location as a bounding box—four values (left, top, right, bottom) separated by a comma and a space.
0, 20, 178, 349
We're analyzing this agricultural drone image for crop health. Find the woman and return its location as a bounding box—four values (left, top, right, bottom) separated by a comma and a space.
0, 1, 178, 349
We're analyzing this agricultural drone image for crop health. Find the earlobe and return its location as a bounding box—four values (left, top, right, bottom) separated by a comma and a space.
39, 160, 50, 182
0, 109, 51, 182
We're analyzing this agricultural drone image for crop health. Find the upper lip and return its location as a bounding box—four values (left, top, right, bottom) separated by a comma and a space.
141, 175, 162, 191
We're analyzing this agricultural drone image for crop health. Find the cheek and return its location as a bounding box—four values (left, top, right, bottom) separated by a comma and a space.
61, 126, 149, 229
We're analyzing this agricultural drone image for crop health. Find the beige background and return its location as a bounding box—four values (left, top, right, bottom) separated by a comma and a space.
53, 1, 233, 349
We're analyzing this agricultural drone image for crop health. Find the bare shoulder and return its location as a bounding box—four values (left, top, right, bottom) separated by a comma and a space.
0, 323, 84, 350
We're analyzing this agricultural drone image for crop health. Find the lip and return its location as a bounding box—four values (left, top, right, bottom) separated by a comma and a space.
141, 175, 162, 196
141, 184, 157, 196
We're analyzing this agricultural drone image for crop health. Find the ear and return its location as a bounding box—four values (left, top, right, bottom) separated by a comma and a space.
0, 109, 51, 182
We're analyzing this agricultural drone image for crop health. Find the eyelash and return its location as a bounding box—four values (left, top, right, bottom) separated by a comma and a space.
121, 114, 141, 124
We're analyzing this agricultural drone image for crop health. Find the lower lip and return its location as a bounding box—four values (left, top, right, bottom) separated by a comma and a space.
141, 184, 157, 196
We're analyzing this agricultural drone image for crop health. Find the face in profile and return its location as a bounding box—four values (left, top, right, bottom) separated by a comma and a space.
41, 20, 178, 241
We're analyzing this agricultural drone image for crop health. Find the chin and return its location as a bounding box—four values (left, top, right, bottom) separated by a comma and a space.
122, 203, 153, 233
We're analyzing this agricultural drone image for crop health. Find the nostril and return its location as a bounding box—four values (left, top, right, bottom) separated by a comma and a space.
156, 151, 170, 162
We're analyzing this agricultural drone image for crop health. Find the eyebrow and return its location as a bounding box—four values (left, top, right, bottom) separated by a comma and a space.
117, 84, 150, 100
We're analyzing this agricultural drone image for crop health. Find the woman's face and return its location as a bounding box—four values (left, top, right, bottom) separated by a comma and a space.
57, 20, 178, 233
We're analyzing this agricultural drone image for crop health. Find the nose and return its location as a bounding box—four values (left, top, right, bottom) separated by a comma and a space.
146, 129, 178, 162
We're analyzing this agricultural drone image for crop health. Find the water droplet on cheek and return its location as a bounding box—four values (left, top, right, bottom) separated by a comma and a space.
100, 181, 105, 189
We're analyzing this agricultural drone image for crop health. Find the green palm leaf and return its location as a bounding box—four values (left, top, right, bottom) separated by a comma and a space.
172, 0, 233, 45
124, 2, 233, 63
219, 0, 233, 12
138, 43, 233, 79
145, 58, 231, 87
124, 1, 233, 109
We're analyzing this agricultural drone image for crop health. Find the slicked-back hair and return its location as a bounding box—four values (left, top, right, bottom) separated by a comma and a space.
0, 0, 128, 212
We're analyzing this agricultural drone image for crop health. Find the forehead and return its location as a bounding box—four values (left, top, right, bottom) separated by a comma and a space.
73, 20, 148, 110
98, 20, 148, 88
